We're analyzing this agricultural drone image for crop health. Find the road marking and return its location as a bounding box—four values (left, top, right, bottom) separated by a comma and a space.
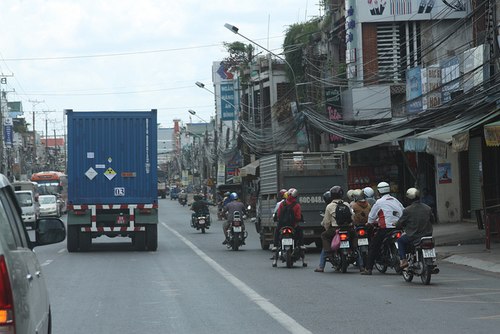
41, 260, 53, 266
161, 222, 312, 334
58, 248, 66, 254
472, 314, 500, 320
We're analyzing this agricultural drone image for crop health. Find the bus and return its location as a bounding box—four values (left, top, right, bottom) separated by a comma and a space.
31, 171, 68, 213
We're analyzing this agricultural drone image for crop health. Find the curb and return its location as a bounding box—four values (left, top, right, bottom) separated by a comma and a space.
442, 255, 500, 273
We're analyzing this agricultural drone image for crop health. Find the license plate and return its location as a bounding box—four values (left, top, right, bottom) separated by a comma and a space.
422, 248, 436, 258
358, 238, 368, 246
233, 226, 242, 232
282, 238, 293, 246
340, 241, 350, 248
303, 229, 314, 236
198, 219, 205, 225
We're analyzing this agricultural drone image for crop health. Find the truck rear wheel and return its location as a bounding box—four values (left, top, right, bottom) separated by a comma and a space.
146, 225, 158, 251
67, 225, 79, 252
79, 232, 92, 251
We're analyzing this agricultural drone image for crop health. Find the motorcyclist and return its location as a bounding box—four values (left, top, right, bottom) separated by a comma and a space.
222, 192, 246, 245
314, 190, 334, 273
272, 188, 306, 251
346, 189, 356, 206
351, 189, 371, 271
191, 194, 212, 227
319, 185, 350, 257
363, 186, 376, 206
178, 189, 188, 204
273, 189, 288, 221
218, 191, 231, 220
361, 181, 404, 275
395, 188, 434, 268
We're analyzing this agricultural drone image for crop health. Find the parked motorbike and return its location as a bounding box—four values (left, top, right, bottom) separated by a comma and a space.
325, 227, 358, 273
272, 226, 307, 268
355, 225, 370, 270
226, 211, 247, 251
402, 236, 439, 285
374, 228, 403, 274
191, 212, 210, 234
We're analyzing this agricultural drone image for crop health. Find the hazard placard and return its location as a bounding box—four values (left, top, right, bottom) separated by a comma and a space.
104, 167, 117, 180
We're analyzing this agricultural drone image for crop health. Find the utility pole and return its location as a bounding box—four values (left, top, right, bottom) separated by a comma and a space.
28, 99, 44, 173
1, 73, 15, 178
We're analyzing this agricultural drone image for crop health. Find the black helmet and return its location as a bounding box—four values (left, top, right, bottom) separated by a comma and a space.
323, 191, 332, 204
330, 185, 344, 199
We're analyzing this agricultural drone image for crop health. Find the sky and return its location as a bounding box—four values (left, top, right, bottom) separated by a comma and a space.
0, 0, 320, 136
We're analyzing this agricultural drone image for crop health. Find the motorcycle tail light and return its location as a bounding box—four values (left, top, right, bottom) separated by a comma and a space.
233, 221, 241, 227
394, 232, 401, 239
282, 227, 293, 235
357, 229, 366, 237
421, 238, 435, 249
339, 233, 348, 241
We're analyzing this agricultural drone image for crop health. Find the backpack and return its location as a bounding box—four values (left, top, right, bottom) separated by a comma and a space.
335, 200, 352, 226
278, 202, 297, 227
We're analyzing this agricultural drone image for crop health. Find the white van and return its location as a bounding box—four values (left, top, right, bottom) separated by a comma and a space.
15, 190, 40, 228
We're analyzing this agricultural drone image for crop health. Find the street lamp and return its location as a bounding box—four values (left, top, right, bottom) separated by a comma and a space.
224, 23, 310, 150
188, 109, 209, 123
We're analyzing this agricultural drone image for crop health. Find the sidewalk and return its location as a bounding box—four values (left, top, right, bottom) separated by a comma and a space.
434, 221, 500, 273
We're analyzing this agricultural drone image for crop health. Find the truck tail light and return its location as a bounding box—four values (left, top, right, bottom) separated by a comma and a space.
73, 210, 87, 216
0, 255, 15, 330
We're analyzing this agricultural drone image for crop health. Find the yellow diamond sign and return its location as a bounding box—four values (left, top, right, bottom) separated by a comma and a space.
104, 167, 117, 180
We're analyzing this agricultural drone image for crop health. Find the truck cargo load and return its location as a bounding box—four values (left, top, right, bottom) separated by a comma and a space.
256, 152, 347, 250
65, 109, 158, 251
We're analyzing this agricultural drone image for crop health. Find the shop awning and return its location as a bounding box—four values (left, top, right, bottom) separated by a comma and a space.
404, 110, 500, 157
239, 160, 259, 177
484, 120, 500, 146
336, 129, 415, 153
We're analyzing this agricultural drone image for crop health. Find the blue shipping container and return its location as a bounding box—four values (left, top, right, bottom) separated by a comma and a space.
66, 110, 158, 205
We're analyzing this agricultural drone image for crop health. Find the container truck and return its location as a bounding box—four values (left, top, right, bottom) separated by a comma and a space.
255, 152, 347, 250
65, 109, 158, 251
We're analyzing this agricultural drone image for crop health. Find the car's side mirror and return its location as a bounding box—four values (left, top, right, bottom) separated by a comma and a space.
34, 218, 66, 247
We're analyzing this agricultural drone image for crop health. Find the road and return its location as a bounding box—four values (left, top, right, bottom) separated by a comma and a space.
33, 198, 500, 334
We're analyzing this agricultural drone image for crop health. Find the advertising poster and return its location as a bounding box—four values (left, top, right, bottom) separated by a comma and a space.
438, 162, 452, 184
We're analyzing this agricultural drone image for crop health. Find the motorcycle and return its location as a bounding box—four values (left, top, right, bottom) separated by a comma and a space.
226, 211, 247, 251
178, 196, 187, 206
374, 228, 403, 274
325, 227, 358, 273
272, 226, 307, 268
191, 212, 210, 233
355, 225, 370, 270
402, 236, 440, 285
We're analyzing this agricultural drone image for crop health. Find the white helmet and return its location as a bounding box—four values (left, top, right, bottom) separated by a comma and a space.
346, 189, 355, 201
352, 189, 365, 201
406, 187, 420, 200
377, 182, 390, 195
363, 187, 375, 198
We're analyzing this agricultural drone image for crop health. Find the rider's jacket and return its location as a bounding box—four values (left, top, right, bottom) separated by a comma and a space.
395, 201, 434, 239
367, 194, 404, 229
191, 200, 209, 215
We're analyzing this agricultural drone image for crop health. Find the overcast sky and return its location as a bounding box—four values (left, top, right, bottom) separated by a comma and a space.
0, 0, 319, 135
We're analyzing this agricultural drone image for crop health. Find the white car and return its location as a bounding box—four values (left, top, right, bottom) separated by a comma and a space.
0, 173, 66, 333
39, 194, 60, 217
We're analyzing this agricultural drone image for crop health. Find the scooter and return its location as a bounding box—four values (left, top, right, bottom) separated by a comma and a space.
226, 211, 247, 251
272, 226, 307, 268
191, 212, 210, 234
355, 225, 370, 270
374, 228, 403, 274
402, 236, 439, 285
325, 227, 358, 273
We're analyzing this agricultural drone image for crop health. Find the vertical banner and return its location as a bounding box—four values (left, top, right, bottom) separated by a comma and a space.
441, 57, 460, 103
220, 82, 235, 121
325, 86, 343, 142
3, 117, 13, 147
406, 67, 423, 113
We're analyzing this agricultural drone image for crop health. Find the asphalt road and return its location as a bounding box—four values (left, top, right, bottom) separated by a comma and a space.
33, 198, 500, 334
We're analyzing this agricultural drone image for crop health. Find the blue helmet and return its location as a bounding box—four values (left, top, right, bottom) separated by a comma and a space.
230, 192, 238, 201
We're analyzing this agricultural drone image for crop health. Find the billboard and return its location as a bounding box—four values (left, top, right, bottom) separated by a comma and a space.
356, 0, 469, 23
406, 66, 423, 113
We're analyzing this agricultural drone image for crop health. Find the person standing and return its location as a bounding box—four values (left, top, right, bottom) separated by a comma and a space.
314, 190, 334, 272
361, 181, 404, 275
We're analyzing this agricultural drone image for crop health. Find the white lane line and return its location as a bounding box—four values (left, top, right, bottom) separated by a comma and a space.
161, 222, 312, 334
41, 260, 53, 267
58, 248, 66, 254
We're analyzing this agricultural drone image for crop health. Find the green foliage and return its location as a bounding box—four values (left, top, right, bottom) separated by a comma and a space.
222, 41, 254, 83
283, 19, 320, 83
